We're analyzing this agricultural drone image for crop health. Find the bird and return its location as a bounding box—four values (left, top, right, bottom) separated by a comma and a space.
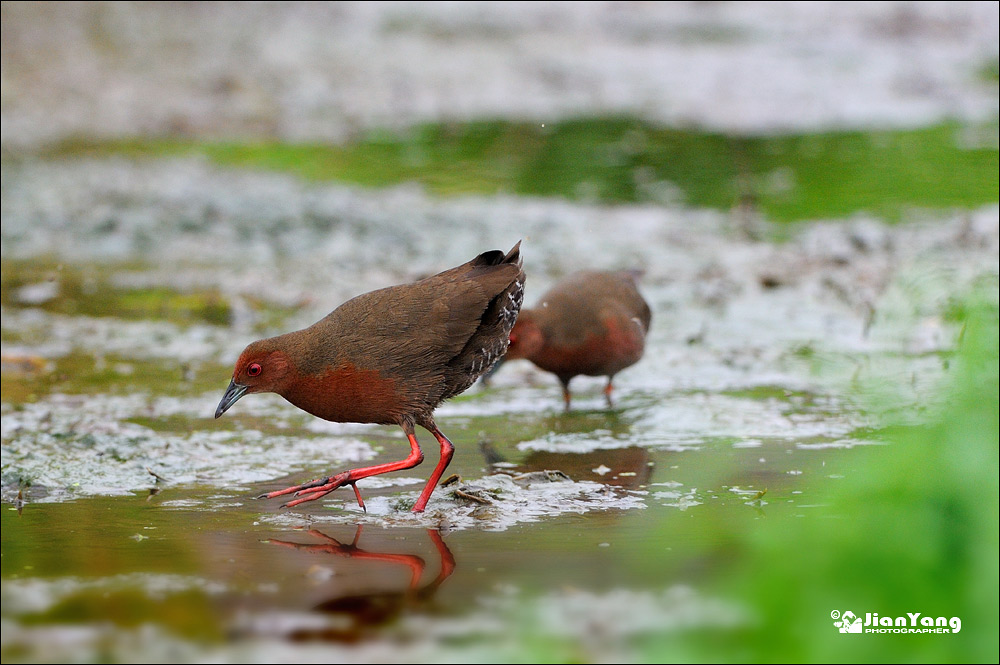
215, 242, 525, 513
498, 270, 650, 409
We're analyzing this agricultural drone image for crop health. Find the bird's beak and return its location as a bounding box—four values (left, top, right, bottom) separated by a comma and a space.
215, 379, 248, 418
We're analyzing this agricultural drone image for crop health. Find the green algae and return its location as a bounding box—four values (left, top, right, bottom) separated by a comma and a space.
44, 118, 999, 224
18, 588, 225, 643
1, 352, 228, 405
1, 259, 299, 330
718, 385, 818, 403
1, 492, 243, 646
1, 260, 230, 325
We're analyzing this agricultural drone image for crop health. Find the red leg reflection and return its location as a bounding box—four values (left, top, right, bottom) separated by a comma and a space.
269, 525, 455, 597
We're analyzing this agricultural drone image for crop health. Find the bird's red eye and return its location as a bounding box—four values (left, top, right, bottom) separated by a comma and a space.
247, 363, 262, 377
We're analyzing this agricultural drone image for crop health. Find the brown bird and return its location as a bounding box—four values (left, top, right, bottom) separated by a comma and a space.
500, 270, 650, 409
215, 243, 525, 513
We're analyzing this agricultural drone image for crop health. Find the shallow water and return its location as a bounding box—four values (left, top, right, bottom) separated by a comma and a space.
3, 157, 994, 659
2, 394, 864, 660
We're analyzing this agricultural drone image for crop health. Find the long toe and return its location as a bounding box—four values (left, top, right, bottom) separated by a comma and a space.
270, 472, 354, 507
282, 488, 337, 508
349, 483, 367, 512
261, 477, 333, 499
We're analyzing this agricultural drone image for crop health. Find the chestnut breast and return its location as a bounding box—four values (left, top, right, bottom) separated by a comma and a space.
524, 270, 650, 380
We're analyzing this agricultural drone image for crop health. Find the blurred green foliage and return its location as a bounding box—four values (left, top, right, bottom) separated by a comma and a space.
643, 297, 998, 662
49, 118, 999, 223
977, 57, 1000, 84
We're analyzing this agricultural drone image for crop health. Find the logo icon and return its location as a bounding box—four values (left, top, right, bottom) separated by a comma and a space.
832, 610, 862, 633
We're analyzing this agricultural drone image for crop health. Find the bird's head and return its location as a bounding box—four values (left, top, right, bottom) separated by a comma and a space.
505, 311, 545, 360
215, 339, 294, 418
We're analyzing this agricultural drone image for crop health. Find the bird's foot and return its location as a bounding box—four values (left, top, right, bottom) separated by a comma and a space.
257, 472, 367, 511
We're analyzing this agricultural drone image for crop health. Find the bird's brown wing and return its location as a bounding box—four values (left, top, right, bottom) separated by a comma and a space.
442, 243, 525, 398
312, 243, 524, 410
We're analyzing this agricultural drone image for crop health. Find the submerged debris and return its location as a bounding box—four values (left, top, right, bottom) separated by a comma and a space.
439, 473, 461, 488
511, 469, 572, 484
262, 473, 646, 532
146, 467, 170, 483
453, 488, 493, 505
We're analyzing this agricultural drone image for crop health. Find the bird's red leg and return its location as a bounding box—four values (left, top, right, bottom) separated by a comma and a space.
604, 378, 615, 407
411, 426, 454, 513
427, 529, 456, 581
260, 430, 425, 509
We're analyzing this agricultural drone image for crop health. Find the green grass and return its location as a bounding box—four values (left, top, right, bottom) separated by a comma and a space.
47, 118, 999, 223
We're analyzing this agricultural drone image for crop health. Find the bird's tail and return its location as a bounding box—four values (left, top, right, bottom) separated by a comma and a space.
473, 240, 522, 269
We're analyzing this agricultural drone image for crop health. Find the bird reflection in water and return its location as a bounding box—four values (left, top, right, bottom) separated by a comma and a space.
269, 526, 455, 642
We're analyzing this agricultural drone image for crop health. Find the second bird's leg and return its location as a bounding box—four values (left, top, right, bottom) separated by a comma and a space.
260, 427, 425, 509
604, 377, 615, 408
560, 377, 573, 411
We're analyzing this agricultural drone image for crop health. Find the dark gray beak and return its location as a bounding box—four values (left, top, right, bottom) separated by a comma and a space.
215, 379, 248, 418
